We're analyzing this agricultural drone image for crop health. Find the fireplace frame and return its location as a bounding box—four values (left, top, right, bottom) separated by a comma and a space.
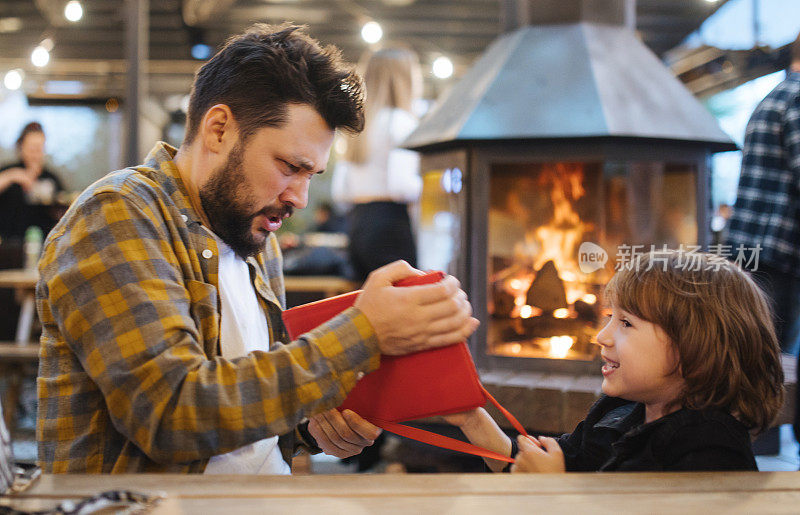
418, 138, 712, 375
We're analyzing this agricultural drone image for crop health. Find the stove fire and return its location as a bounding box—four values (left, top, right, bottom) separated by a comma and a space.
488, 163, 607, 361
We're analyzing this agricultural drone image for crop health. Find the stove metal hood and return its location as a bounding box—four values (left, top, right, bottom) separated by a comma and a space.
404, 9, 737, 153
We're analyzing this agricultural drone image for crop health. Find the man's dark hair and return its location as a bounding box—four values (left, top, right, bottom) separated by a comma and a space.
793, 31, 800, 65
16, 122, 44, 147
184, 23, 364, 144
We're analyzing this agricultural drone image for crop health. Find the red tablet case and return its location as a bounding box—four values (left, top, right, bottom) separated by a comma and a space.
281, 272, 529, 463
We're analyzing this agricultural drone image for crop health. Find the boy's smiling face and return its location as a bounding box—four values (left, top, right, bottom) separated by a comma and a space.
596, 306, 685, 422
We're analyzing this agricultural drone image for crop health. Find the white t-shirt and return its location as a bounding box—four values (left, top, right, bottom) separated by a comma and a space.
331, 107, 421, 205
203, 233, 291, 475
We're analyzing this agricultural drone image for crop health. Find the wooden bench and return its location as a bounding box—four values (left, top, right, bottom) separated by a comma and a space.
283, 275, 359, 298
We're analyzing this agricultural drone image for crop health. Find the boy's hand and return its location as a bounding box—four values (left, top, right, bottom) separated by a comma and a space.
511, 436, 565, 473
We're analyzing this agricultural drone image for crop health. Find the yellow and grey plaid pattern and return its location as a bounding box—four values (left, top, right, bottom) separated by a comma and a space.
36, 142, 380, 473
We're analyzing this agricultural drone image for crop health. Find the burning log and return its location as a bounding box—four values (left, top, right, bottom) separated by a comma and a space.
491, 282, 516, 318
574, 299, 598, 323
525, 260, 567, 312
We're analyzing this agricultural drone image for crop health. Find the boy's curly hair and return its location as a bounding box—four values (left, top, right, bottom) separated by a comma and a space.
605, 250, 784, 434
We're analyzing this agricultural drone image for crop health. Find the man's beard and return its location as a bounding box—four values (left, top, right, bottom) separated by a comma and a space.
199, 142, 293, 259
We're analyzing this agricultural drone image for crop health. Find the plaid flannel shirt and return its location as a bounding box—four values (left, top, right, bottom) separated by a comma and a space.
727, 71, 800, 276
36, 142, 380, 473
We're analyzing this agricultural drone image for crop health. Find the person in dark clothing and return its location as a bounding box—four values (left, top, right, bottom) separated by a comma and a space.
0, 123, 65, 340
0, 122, 65, 242
726, 33, 800, 452
445, 249, 784, 472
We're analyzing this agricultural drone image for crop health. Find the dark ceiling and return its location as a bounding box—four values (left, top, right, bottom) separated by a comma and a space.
0, 0, 730, 98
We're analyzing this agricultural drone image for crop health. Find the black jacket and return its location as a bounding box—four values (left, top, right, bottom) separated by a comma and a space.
557, 395, 757, 472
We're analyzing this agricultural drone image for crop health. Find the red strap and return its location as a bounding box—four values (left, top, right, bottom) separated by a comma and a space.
481, 385, 528, 437
369, 419, 515, 464
366, 387, 530, 464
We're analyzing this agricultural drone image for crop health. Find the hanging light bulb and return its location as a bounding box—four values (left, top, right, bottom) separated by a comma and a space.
3, 69, 24, 90
64, 1, 83, 22
31, 46, 50, 67
31, 37, 53, 68
432, 55, 453, 79
361, 21, 383, 44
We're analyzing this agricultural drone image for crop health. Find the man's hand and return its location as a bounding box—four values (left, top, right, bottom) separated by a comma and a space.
307, 409, 382, 459
511, 436, 566, 473
354, 260, 479, 355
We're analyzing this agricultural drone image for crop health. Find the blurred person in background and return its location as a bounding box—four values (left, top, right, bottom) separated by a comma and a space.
280, 202, 352, 277
312, 201, 347, 234
726, 31, 800, 461
331, 47, 423, 472
0, 122, 65, 341
0, 122, 65, 242
332, 47, 423, 283
728, 33, 800, 354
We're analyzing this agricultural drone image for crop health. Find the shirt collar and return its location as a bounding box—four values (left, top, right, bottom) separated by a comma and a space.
594, 402, 643, 432
202, 225, 238, 260
140, 142, 204, 226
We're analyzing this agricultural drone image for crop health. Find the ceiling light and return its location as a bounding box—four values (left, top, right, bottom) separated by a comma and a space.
191, 43, 212, 60
32, 46, 50, 67
432, 56, 454, 79
64, 1, 83, 22
3, 69, 24, 90
361, 21, 383, 44
0, 17, 22, 33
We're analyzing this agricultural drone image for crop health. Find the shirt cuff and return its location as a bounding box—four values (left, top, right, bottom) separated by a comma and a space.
295, 420, 323, 455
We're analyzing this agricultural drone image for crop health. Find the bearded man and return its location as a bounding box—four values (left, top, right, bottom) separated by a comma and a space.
35, 24, 478, 474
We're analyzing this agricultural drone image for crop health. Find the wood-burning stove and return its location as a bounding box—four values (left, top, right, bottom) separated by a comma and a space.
415, 141, 711, 376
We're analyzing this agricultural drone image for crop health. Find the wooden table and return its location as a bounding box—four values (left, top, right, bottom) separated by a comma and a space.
3, 472, 800, 513
283, 275, 359, 298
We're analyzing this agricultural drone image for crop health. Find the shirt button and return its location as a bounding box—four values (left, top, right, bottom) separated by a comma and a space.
181, 214, 188, 222
202, 249, 213, 259
356, 372, 365, 380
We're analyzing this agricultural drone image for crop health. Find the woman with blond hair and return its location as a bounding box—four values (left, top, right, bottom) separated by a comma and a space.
332, 47, 423, 282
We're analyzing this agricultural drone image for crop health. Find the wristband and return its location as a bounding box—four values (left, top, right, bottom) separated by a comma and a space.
501, 437, 519, 473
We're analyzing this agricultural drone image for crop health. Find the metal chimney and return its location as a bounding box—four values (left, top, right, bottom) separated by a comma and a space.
405, 0, 735, 152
